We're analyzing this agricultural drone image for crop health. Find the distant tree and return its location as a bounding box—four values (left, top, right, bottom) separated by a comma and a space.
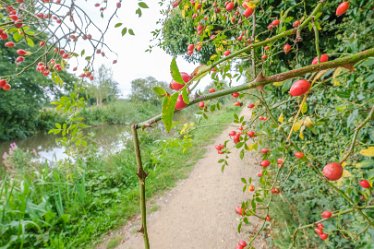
0, 43, 76, 141
87, 65, 120, 106
129, 76, 167, 105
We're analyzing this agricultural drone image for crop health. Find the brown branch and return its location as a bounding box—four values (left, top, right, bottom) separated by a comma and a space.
136, 47, 374, 129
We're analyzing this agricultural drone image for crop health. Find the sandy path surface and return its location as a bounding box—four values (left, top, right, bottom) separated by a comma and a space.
98, 110, 266, 249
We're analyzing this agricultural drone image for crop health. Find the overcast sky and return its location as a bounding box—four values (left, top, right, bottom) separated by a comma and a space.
74, 1, 198, 97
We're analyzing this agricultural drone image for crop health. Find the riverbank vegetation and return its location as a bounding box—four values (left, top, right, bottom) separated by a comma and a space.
0, 101, 238, 248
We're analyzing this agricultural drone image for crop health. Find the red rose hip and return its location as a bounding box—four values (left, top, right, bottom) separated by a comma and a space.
283, 43, 291, 54
289, 79, 311, 96
175, 94, 187, 110
294, 151, 304, 159
312, 54, 329, 64
359, 179, 371, 189
336, 2, 349, 16
322, 162, 343, 181
170, 72, 191, 90
321, 210, 332, 219
260, 160, 270, 167
225, 2, 234, 12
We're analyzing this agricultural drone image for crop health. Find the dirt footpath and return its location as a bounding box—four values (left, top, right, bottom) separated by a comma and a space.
98, 110, 266, 249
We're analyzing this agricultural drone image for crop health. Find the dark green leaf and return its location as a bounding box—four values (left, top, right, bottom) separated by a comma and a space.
138, 2, 149, 8
170, 57, 184, 85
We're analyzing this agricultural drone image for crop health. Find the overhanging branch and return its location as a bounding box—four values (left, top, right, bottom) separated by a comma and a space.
136, 47, 374, 129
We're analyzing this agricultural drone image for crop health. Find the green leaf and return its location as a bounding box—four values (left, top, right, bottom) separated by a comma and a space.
26, 37, 35, 47
52, 72, 63, 86
181, 88, 189, 104
13, 32, 22, 42
128, 29, 135, 35
114, 22, 122, 28
153, 86, 167, 96
135, 8, 142, 17
121, 27, 127, 36
170, 57, 184, 85
240, 149, 245, 159
162, 92, 178, 132
138, 2, 149, 8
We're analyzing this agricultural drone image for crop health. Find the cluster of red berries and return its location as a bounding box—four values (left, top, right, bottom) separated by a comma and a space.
235, 239, 247, 249
314, 222, 328, 240
168, 72, 192, 111
267, 19, 280, 30
186, 43, 202, 56
215, 144, 224, 155
79, 71, 95, 81
229, 129, 241, 144
241, 2, 254, 18
0, 79, 11, 91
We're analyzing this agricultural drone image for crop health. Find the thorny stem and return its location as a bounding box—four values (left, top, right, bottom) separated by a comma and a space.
251, 10, 257, 78
136, 47, 374, 129
340, 106, 374, 164
131, 125, 150, 249
313, 20, 321, 60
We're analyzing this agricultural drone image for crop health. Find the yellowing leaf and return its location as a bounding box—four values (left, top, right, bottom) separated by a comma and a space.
301, 101, 308, 114
273, 81, 284, 87
303, 117, 313, 128
246, 142, 258, 151
336, 169, 352, 187
210, 54, 217, 60
243, 1, 257, 8
332, 67, 344, 86
360, 147, 374, 157
293, 120, 303, 132
278, 113, 284, 123
299, 126, 305, 140
312, 69, 328, 84
299, 129, 304, 140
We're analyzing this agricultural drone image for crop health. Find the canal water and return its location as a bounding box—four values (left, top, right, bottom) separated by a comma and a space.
0, 125, 131, 165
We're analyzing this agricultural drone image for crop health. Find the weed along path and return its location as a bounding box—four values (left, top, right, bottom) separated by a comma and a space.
98, 110, 266, 249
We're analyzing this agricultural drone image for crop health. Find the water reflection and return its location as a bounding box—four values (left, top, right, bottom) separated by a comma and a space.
0, 125, 131, 165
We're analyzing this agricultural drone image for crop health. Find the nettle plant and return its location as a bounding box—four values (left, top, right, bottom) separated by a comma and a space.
1, 0, 373, 248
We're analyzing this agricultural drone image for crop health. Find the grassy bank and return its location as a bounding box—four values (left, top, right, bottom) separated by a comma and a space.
0, 104, 239, 249
37, 100, 160, 133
